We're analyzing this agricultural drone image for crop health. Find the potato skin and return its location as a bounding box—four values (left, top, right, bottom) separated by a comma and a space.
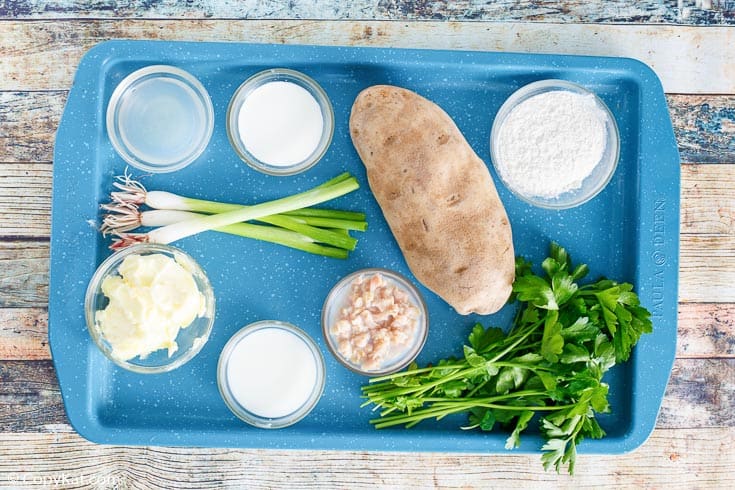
349, 85, 514, 315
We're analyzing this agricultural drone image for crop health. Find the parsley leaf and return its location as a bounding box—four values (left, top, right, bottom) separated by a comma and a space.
513, 274, 557, 310
468, 323, 504, 352
505, 410, 534, 449
541, 311, 564, 362
362, 242, 653, 475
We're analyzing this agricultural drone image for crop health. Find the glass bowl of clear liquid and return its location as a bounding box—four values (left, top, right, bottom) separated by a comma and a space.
106, 65, 214, 173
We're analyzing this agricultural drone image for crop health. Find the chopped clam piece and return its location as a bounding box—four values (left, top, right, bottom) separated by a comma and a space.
330, 272, 421, 372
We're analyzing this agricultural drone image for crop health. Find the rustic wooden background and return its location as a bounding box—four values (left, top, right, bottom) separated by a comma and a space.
1, 1, 734, 488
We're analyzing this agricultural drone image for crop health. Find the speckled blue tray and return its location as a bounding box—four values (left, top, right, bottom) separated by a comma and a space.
50, 40, 679, 453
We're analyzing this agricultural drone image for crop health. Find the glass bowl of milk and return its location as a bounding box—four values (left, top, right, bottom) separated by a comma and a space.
106, 65, 214, 173
217, 320, 326, 428
226, 68, 335, 176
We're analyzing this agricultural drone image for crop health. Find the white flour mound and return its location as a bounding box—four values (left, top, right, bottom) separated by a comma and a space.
495, 90, 608, 199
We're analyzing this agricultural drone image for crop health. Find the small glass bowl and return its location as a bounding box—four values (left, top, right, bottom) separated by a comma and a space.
226, 68, 334, 176
217, 320, 326, 429
490, 79, 620, 209
84, 243, 215, 374
321, 268, 428, 377
106, 65, 214, 173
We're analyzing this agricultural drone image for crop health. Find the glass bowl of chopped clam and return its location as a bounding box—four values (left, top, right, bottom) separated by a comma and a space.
84, 243, 216, 374
321, 268, 428, 376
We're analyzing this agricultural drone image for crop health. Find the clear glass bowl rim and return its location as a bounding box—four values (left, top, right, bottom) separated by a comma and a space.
225, 68, 335, 176
216, 320, 326, 429
489, 78, 620, 210
321, 267, 429, 377
105, 64, 215, 173
84, 243, 216, 374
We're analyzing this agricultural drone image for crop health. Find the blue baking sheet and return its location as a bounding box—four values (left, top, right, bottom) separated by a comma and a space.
49, 40, 679, 453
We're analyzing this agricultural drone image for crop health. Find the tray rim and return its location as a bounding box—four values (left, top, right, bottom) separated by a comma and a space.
49, 39, 680, 454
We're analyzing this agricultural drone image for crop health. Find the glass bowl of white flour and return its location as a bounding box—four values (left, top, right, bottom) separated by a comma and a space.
490, 79, 619, 209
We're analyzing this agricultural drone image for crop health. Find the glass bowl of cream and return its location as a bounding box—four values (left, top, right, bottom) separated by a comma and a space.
321, 268, 429, 377
217, 320, 326, 428
226, 68, 334, 176
106, 65, 214, 173
84, 243, 215, 374
490, 79, 620, 209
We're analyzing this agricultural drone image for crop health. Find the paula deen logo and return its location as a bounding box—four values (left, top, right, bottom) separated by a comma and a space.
651, 199, 666, 318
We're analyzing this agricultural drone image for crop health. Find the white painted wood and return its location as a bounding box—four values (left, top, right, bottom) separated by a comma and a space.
0, 429, 732, 489
0, 13, 734, 487
0, 21, 732, 93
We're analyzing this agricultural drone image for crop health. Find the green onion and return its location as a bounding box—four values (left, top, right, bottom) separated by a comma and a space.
108, 172, 367, 233
109, 173, 361, 251
102, 208, 356, 253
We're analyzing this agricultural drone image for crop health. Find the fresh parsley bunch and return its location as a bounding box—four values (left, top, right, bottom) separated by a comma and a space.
361, 242, 653, 474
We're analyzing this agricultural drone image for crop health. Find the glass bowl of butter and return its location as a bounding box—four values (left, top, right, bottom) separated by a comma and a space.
84, 243, 215, 374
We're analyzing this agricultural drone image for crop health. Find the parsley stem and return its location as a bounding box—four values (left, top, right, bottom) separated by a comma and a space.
364, 365, 485, 401
486, 319, 543, 362
360, 242, 654, 476
466, 379, 490, 397
370, 395, 575, 429
365, 363, 469, 384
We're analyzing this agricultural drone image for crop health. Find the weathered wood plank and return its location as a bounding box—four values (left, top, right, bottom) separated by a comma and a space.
659, 359, 735, 429
0, 232, 732, 309
2, 92, 733, 166
377, 0, 735, 26
678, 165, 734, 305
680, 234, 735, 303
0, 361, 64, 433
0, 95, 731, 240
0, 308, 49, 360
0, 20, 732, 93
0, 6, 730, 487
0, 302, 732, 362
0, 429, 731, 488
1, 167, 734, 302
678, 303, 735, 358
0, 92, 65, 163
0, 357, 729, 433
0, 241, 48, 308
681, 163, 735, 235
0, 163, 52, 238
0, 92, 62, 164
669, 95, 735, 164
1, 0, 733, 26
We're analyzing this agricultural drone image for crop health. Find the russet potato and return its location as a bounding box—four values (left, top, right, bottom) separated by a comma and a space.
349, 85, 514, 315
